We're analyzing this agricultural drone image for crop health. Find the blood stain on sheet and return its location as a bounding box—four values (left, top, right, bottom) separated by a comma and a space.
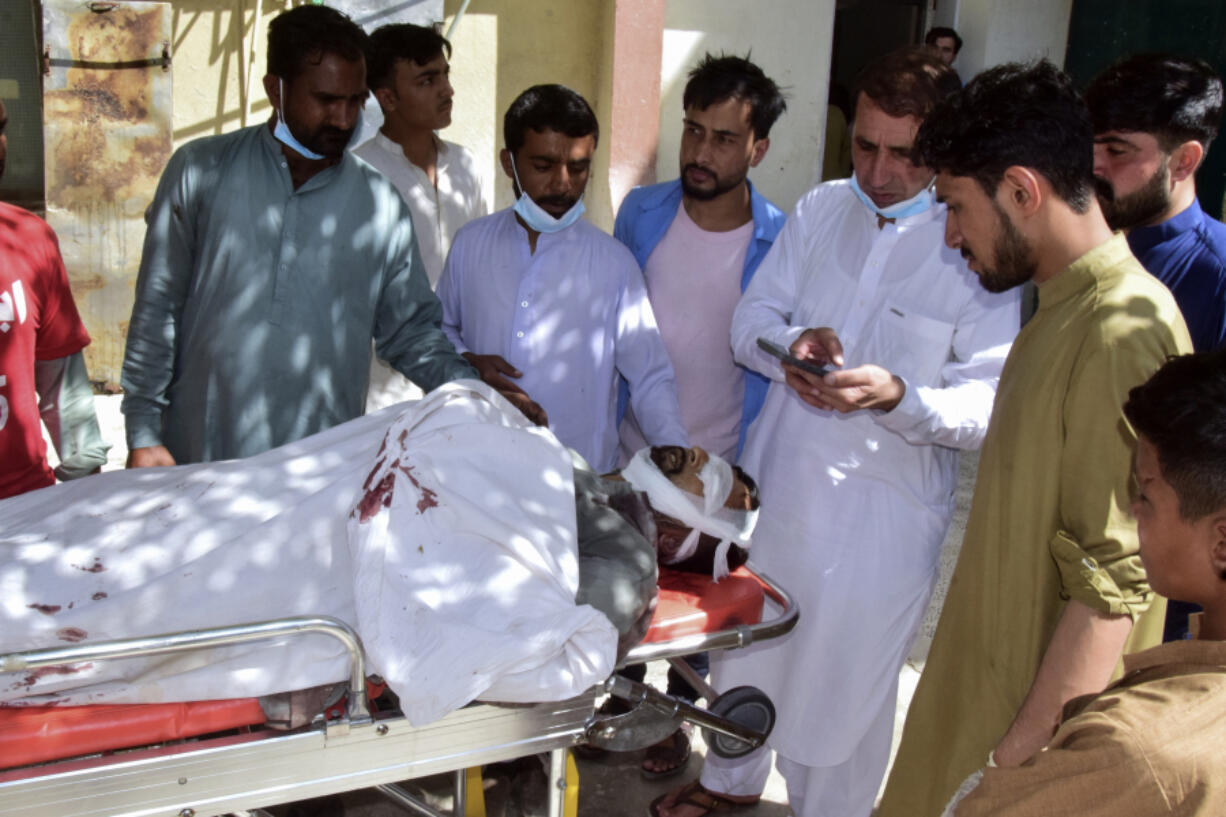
57, 627, 88, 643
92, 592, 108, 600
399, 465, 438, 513
9, 663, 93, 690
27, 603, 62, 615
355, 471, 395, 522
71, 559, 107, 573
362, 456, 387, 492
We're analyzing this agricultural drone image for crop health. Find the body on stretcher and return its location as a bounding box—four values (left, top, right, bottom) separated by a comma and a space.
0, 564, 797, 817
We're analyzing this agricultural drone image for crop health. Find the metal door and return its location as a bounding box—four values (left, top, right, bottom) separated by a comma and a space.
42, 0, 172, 387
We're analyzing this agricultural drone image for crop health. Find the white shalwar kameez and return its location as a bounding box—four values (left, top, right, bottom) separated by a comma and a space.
704, 180, 1019, 816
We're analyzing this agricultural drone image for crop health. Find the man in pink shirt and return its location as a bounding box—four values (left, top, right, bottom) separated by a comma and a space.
611, 53, 787, 778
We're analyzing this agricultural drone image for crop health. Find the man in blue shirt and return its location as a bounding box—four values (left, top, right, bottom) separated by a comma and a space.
1087, 53, 1226, 353
610, 54, 786, 780
615, 54, 787, 463
1087, 54, 1226, 642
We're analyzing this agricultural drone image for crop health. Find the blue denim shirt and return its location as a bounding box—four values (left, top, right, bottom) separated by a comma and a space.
613, 179, 786, 457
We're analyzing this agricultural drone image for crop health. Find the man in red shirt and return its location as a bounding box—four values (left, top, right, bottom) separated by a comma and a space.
0, 98, 108, 499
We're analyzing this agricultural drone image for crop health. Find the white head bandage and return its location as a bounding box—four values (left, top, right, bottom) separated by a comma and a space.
621, 448, 758, 579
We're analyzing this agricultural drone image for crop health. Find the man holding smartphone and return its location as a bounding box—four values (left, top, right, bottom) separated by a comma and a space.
650, 49, 1019, 817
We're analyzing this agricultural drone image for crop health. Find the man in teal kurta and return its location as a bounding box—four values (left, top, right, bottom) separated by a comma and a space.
121, 5, 477, 466
878, 62, 1192, 817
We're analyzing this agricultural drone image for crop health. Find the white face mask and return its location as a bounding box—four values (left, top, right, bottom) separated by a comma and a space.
508, 153, 586, 233
849, 173, 936, 220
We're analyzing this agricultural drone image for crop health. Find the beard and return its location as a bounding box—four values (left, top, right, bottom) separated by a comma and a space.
306, 125, 357, 158
966, 203, 1038, 293
680, 162, 747, 201
1096, 162, 1170, 231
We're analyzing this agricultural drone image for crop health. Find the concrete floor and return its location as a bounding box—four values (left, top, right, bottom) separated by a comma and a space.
73, 397, 976, 817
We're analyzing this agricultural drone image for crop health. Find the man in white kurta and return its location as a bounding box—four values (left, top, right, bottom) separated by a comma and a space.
655, 49, 1019, 817
437, 85, 687, 474
353, 23, 491, 411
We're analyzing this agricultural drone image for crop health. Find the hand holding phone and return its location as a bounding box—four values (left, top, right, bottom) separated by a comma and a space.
757, 337, 833, 378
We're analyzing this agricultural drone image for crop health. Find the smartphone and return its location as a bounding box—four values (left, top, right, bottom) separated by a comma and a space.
757, 337, 832, 378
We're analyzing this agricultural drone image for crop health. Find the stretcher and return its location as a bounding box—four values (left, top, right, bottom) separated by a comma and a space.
0, 563, 797, 817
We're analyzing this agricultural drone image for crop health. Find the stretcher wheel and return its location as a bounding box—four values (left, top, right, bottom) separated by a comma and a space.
703, 685, 775, 759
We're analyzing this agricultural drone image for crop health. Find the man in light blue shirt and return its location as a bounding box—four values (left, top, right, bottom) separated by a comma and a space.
437, 84, 687, 472
122, 5, 489, 466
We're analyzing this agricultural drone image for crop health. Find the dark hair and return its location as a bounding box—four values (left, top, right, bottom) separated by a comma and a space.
854, 47, 958, 122
1085, 53, 1223, 153
924, 26, 963, 54
267, 5, 369, 82
916, 60, 1095, 212
366, 23, 452, 91
682, 53, 788, 140
503, 84, 599, 155
1124, 350, 1226, 521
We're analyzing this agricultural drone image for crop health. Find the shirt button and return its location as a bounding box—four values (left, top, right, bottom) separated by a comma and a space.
516, 331, 525, 338
521, 300, 529, 308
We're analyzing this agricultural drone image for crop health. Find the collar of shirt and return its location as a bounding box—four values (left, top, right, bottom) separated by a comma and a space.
1122, 637, 1226, 676
1126, 197, 1206, 256
259, 122, 348, 194
852, 191, 943, 234
1035, 232, 1132, 312
370, 129, 451, 176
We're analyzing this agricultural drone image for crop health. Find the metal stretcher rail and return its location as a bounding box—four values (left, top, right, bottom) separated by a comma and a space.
0, 564, 799, 817
0, 616, 372, 727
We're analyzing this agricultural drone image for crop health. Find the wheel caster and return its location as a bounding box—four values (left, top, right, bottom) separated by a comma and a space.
702, 686, 775, 759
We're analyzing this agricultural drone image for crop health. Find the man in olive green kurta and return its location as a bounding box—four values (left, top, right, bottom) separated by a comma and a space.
877, 62, 1192, 817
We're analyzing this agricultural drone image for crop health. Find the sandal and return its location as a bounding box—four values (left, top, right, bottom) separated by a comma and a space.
648, 779, 760, 817
641, 728, 692, 779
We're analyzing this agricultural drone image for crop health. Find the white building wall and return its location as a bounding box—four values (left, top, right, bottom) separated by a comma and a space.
952, 0, 1073, 79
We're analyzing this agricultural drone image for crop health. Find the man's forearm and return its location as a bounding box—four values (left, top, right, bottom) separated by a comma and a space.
993, 598, 1133, 766
35, 353, 110, 479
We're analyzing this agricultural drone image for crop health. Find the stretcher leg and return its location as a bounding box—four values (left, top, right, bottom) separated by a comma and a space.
565, 750, 579, 817
453, 769, 466, 816
545, 747, 579, 817
463, 766, 485, 817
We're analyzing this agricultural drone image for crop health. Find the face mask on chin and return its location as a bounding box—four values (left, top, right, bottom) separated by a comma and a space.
273, 78, 363, 161
849, 173, 935, 220
508, 153, 586, 233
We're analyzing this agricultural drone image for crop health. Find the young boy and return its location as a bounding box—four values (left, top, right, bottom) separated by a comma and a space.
950, 349, 1226, 815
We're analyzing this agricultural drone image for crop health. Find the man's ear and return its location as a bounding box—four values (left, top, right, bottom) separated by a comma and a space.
998, 165, 1043, 218
263, 74, 281, 112
373, 85, 397, 114
1210, 514, 1226, 580
1169, 140, 1205, 183
499, 148, 514, 180
749, 137, 770, 168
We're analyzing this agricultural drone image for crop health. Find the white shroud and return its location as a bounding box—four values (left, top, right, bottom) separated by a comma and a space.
0, 381, 616, 725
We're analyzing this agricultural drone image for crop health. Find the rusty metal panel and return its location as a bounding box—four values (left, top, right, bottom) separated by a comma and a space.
42, 0, 172, 388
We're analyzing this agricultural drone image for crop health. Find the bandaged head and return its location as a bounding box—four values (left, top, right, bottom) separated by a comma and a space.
621, 447, 758, 579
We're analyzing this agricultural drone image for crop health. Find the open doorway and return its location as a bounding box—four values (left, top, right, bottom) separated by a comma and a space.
823, 0, 929, 180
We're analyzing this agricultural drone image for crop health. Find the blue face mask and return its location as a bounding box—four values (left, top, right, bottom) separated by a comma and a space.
849, 173, 935, 220
273, 79, 364, 160
508, 154, 586, 233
